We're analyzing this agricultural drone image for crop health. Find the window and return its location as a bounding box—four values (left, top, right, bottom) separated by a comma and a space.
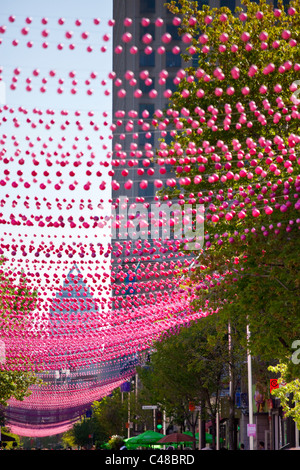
273, 0, 289, 8
138, 103, 155, 147
139, 103, 155, 119
139, 77, 155, 93
166, 77, 177, 93
138, 180, 154, 198
138, 129, 155, 146
220, 0, 236, 11
191, 51, 200, 68
166, 23, 180, 41
140, 23, 155, 41
196, 0, 209, 7
139, 51, 155, 67
166, 51, 181, 68
140, 0, 155, 13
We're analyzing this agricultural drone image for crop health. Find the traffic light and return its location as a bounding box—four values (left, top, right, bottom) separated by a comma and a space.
156, 410, 163, 430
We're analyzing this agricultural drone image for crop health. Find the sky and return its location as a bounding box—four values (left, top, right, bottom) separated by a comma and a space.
0, 0, 114, 302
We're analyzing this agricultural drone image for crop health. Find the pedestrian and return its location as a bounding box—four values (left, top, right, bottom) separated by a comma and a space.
240, 443, 245, 450
201, 443, 213, 450
118, 439, 127, 450
258, 441, 265, 450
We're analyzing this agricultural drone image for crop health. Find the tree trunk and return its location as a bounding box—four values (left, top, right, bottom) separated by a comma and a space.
200, 400, 206, 449
191, 420, 197, 450
228, 323, 236, 450
228, 393, 236, 450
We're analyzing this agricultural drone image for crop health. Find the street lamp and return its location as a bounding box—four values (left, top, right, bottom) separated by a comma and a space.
247, 324, 254, 450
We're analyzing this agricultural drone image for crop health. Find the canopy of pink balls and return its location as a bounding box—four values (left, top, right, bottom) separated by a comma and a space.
0, 3, 299, 436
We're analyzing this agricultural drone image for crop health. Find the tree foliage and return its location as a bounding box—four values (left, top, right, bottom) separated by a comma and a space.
0, 260, 40, 409
269, 362, 300, 430
92, 388, 128, 439
138, 313, 246, 447
158, 0, 300, 370
71, 414, 108, 449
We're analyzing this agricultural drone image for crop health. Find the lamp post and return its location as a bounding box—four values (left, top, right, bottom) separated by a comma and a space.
128, 392, 131, 439
247, 324, 254, 450
0, 340, 5, 444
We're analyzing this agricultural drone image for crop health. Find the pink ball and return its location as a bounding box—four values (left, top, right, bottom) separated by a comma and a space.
161, 33, 172, 44
248, 65, 258, 77
219, 13, 228, 22
147, 88, 156, 98
142, 33, 152, 44
274, 84, 282, 93
282, 30, 291, 40
231, 66, 240, 79
199, 33, 208, 44
141, 17, 150, 27
124, 17, 132, 27
196, 89, 205, 98
173, 17, 181, 26
204, 15, 213, 24
154, 179, 163, 188
122, 32, 132, 43
182, 33, 192, 43
241, 32, 250, 42
124, 180, 133, 190
220, 32, 229, 42
130, 46, 138, 54
259, 31, 268, 41
140, 180, 148, 189
118, 89, 126, 98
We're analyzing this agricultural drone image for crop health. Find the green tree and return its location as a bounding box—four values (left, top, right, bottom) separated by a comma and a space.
138, 314, 246, 448
269, 362, 300, 430
72, 414, 108, 449
62, 428, 76, 449
158, 0, 300, 373
0, 260, 40, 409
92, 388, 128, 439
0, 370, 39, 409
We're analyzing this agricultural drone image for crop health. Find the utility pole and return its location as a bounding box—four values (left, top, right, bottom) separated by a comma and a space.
128, 392, 130, 439
198, 411, 201, 450
247, 324, 254, 450
163, 410, 166, 435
